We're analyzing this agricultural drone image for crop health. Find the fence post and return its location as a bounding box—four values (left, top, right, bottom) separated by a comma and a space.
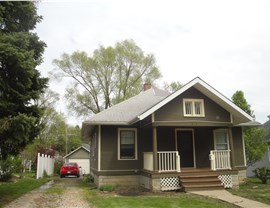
36, 153, 40, 179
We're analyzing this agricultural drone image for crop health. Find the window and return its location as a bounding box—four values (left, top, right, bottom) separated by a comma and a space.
118, 128, 137, 160
214, 129, 229, 150
183, 99, 205, 117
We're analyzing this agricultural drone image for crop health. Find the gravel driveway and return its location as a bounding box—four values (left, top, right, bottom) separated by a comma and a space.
4, 177, 90, 208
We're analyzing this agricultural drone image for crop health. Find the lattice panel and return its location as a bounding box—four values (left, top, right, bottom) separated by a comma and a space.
218, 175, 232, 188
160, 177, 181, 191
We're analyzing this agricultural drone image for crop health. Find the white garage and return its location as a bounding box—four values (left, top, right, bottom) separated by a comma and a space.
63, 144, 90, 175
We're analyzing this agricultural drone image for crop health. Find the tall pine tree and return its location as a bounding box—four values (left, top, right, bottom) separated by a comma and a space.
0, 2, 48, 159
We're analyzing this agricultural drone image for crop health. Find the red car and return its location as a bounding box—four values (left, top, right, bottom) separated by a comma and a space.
60, 162, 80, 178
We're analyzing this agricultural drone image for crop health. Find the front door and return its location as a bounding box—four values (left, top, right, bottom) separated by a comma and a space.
176, 129, 195, 168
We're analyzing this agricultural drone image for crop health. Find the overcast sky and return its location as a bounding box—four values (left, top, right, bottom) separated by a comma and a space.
36, 0, 270, 125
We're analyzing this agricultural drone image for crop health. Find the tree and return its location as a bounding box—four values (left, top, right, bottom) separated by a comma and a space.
164, 81, 182, 93
51, 39, 162, 117
0, 2, 48, 160
232, 90, 267, 166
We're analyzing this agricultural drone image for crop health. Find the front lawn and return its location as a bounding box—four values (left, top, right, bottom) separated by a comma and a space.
0, 175, 51, 207
83, 187, 237, 208
229, 178, 270, 205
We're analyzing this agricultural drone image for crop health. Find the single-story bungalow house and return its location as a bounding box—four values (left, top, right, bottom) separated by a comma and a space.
82, 77, 260, 191
63, 144, 90, 175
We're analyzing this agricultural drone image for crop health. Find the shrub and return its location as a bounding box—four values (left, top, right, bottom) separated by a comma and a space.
83, 174, 94, 183
254, 167, 270, 184
0, 156, 23, 181
99, 184, 116, 192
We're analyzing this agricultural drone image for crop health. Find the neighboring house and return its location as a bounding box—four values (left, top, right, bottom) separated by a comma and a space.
246, 116, 270, 177
63, 144, 90, 175
82, 77, 260, 192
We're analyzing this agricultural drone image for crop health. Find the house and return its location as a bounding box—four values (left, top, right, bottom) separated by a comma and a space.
82, 77, 260, 191
246, 116, 270, 177
63, 144, 90, 175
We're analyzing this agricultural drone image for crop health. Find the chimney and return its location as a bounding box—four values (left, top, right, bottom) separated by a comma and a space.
143, 83, 151, 91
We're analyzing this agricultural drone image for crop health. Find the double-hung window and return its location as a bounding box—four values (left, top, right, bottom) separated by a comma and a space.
214, 129, 229, 150
118, 128, 137, 160
183, 99, 205, 117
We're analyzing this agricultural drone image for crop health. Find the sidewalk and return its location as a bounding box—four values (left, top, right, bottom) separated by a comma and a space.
190, 190, 270, 208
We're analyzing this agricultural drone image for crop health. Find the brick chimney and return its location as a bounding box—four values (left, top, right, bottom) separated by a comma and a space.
143, 83, 151, 91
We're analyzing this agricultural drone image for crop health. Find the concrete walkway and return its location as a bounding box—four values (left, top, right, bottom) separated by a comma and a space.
190, 190, 270, 208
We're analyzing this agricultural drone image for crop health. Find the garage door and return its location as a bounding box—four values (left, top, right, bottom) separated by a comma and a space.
68, 159, 90, 175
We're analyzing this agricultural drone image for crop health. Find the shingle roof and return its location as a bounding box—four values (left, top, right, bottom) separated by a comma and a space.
83, 86, 170, 125
82, 77, 258, 130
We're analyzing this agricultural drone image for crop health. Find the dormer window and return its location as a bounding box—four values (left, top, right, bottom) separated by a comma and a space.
183, 99, 205, 117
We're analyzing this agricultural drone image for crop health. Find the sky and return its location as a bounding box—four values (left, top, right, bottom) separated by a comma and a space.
35, 0, 270, 125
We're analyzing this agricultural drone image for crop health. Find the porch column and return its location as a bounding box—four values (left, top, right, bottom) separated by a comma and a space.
153, 127, 158, 172
228, 127, 235, 169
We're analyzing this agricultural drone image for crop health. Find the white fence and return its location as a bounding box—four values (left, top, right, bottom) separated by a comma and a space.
209, 150, 231, 170
36, 153, 55, 179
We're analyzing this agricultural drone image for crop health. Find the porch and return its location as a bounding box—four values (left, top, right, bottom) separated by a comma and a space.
143, 150, 232, 173
142, 150, 234, 191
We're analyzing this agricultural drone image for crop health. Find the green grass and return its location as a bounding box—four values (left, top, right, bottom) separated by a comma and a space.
229, 178, 270, 205
0, 176, 51, 207
83, 188, 237, 208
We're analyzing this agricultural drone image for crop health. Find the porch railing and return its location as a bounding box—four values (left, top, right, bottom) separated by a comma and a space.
209, 150, 231, 170
143, 151, 181, 173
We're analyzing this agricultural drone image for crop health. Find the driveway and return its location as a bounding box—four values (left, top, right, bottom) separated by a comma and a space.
4, 177, 90, 208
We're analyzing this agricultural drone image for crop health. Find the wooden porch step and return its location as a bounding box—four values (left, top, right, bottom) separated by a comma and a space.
181, 178, 221, 186
183, 184, 224, 192
180, 174, 219, 179
179, 173, 224, 192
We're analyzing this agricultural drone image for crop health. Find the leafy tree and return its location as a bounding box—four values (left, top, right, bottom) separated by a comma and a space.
232, 90, 267, 166
0, 2, 48, 160
51, 39, 162, 117
164, 81, 182, 93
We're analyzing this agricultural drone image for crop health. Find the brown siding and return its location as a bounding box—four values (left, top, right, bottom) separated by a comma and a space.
155, 87, 230, 123
157, 127, 176, 151
90, 127, 99, 171
101, 125, 143, 171
232, 127, 245, 167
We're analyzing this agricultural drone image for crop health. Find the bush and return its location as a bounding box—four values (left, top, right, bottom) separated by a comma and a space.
99, 184, 116, 192
83, 174, 94, 183
254, 167, 270, 184
0, 156, 23, 181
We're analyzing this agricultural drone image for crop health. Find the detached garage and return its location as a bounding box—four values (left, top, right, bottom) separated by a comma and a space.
64, 144, 90, 175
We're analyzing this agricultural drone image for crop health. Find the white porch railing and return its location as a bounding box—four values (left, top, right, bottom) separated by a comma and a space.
209, 150, 231, 170
143, 151, 181, 172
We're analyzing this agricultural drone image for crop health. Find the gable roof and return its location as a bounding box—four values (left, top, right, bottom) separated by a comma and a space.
63, 144, 90, 159
138, 77, 254, 124
83, 77, 258, 130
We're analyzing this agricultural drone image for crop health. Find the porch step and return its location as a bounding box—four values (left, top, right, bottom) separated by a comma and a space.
179, 174, 224, 192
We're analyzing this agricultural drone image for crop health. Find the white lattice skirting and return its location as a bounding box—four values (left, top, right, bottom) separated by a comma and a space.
218, 175, 233, 188
160, 177, 181, 191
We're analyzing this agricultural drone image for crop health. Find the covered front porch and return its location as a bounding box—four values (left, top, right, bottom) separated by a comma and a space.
142, 126, 239, 173
139, 126, 245, 191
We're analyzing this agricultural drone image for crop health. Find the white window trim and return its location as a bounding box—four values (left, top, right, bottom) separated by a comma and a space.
213, 129, 230, 150
183, 99, 205, 117
118, 128, 138, 160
